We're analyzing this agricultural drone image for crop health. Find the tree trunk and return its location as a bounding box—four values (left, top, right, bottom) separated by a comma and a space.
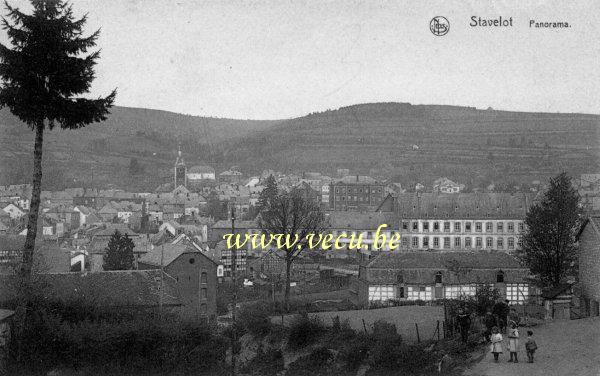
284, 257, 292, 312
20, 122, 44, 281
15, 122, 44, 363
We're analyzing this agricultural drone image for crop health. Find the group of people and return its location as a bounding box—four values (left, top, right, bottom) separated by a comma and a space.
483, 299, 539, 364
490, 323, 538, 363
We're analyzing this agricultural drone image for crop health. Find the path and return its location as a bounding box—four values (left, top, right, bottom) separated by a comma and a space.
464, 317, 600, 376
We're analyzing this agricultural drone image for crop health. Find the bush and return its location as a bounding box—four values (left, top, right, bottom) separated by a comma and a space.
338, 334, 372, 371
369, 342, 436, 373
287, 347, 334, 376
241, 347, 284, 376
7, 302, 228, 375
239, 302, 273, 337
287, 313, 326, 349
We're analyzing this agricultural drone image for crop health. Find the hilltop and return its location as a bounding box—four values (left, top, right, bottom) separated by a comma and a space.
1, 102, 598, 190
221, 103, 600, 187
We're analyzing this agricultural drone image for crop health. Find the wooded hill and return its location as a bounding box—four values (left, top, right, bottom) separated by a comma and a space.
1, 103, 598, 191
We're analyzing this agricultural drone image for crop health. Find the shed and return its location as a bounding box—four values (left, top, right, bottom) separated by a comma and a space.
541, 284, 573, 320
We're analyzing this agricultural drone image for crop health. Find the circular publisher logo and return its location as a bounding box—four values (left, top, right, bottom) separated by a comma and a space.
430, 16, 449, 36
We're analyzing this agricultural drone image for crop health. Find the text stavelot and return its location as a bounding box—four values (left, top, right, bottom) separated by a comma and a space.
470, 16, 513, 27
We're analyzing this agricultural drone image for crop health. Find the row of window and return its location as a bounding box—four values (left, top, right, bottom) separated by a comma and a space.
400, 235, 519, 249
373, 270, 507, 284
403, 221, 524, 233
368, 283, 529, 304
335, 195, 376, 202
334, 187, 383, 194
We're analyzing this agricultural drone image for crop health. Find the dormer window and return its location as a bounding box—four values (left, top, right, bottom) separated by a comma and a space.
397, 273, 404, 284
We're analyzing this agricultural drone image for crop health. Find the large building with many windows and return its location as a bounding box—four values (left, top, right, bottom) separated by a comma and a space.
329, 175, 385, 211
377, 192, 534, 253
357, 251, 530, 307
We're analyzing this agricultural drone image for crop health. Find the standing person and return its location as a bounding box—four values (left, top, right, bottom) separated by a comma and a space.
525, 330, 538, 363
509, 307, 520, 326
507, 321, 520, 363
456, 308, 472, 343
483, 309, 497, 342
490, 326, 503, 363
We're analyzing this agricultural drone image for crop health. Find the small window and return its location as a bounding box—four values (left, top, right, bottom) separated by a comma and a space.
189, 258, 195, 264
201, 288, 207, 299
486, 222, 493, 232
496, 271, 505, 283
465, 237, 472, 248
508, 237, 515, 249
476, 237, 482, 248
508, 222, 515, 232
397, 273, 404, 284
201, 272, 207, 284
435, 271, 443, 284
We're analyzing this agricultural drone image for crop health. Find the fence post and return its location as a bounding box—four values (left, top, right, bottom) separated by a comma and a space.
436, 320, 440, 341
362, 319, 368, 333
442, 320, 445, 339
415, 323, 420, 343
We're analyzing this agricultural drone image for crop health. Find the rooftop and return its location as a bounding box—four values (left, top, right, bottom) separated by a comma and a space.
367, 251, 526, 270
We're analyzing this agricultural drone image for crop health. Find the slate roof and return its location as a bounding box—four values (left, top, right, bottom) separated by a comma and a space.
92, 224, 139, 237
367, 251, 526, 270
0, 270, 181, 307
326, 211, 398, 229
0, 235, 71, 273
212, 220, 258, 229
138, 243, 217, 267
188, 165, 215, 174
335, 175, 381, 185
577, 216, 600, 240
390, 192, 533, 219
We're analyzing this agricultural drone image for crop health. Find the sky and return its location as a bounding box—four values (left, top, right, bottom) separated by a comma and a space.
3, 0, 600, 119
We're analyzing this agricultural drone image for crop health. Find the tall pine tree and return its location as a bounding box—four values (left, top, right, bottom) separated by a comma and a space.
103, 230, 135, 271
257, 174, 278, 212
517, 172, 582, 287
0, 1, 115, 281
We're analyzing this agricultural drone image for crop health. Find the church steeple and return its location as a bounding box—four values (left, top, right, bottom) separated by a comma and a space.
174, 144, 187, 188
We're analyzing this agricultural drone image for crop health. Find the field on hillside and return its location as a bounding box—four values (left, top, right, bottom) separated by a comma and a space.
273, 305, 445, 343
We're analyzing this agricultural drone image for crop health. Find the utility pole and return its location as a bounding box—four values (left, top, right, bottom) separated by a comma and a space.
159, 243, 164, 320
230, 205, 237, 376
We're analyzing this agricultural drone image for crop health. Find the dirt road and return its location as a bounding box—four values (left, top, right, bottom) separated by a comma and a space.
464, 317, 600, 376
